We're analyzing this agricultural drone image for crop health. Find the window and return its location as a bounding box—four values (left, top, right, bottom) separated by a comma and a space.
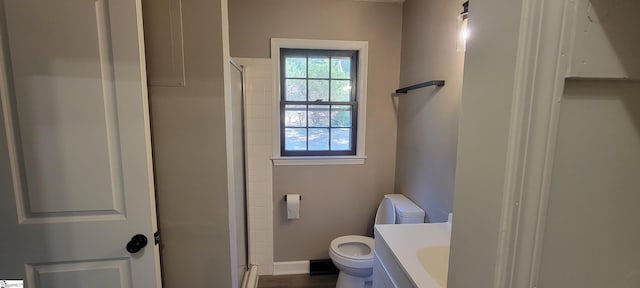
280, 49, 358, 156
272, 39, 368, 165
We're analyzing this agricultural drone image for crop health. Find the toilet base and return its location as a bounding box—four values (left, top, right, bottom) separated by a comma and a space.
336, 272, 372, 288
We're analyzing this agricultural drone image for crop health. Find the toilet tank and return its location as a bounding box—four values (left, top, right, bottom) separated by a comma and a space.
385, 194, 425, 224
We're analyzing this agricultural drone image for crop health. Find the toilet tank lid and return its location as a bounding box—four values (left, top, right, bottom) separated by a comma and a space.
385, 194, 425, 218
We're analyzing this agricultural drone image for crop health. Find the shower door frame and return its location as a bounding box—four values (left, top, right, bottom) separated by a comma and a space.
230, 59, 250, 275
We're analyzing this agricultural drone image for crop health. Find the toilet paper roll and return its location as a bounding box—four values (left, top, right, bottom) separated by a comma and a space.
286, 194, 301, 220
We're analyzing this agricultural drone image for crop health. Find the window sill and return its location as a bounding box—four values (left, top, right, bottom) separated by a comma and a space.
271, 156, 367, 166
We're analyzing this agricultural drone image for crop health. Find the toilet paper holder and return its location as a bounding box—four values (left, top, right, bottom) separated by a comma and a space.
284, 195, 301, 202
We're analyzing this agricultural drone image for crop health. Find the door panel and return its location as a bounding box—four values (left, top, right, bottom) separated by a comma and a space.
537, 81, 640, 288
0, 0, 161, 286
6, 0, 125, 218
27, 259, 131, 288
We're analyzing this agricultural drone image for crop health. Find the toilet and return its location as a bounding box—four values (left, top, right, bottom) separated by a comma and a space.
329, 194, 425, 288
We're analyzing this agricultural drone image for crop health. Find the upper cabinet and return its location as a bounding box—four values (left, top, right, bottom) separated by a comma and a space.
142, 0, 186, 87
565, 0, 640, 80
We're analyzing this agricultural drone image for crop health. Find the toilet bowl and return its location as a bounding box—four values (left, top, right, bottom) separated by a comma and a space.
328, 194, 425, 288
329, 235, 373, 278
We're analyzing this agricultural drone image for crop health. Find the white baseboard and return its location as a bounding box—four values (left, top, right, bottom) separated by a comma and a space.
273, 261, 310, 275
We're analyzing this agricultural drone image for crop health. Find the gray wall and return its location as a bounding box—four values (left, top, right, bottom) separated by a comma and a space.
228, 0, 403, 261
538, 80, 640, 287
395, 0, 465, 223
448, 0, 524, 286
143, 0, 233, 286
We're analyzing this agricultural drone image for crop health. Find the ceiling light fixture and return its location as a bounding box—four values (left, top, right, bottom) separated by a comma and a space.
457, 1, 470, 52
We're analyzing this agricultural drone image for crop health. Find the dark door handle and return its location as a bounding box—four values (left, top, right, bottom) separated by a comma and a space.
126, 234, 148, 254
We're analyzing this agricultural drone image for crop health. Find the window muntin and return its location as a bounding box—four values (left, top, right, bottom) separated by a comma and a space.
280, 49, 358, 156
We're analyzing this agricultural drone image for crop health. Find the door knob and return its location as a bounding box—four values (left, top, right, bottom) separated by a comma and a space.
126, 234, 148, 254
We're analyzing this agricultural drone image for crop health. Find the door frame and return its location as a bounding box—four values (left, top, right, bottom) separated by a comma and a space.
492, 0, 583, 287
221, 0, 242, 285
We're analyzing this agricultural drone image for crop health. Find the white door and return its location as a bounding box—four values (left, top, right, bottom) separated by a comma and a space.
0, 0, 162, 287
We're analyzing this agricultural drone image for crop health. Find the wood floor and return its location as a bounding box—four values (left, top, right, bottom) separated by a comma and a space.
257, 274, 338, 288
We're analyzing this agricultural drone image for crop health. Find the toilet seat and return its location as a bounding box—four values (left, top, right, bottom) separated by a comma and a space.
329, 235, 374, 269
330, 235, 374, 260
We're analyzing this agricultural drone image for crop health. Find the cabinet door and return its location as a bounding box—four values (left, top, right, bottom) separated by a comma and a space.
373, 254, 396, 288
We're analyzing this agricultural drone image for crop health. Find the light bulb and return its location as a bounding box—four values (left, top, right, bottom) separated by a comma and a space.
457, 16, 469, 52
461, 21, 470, 41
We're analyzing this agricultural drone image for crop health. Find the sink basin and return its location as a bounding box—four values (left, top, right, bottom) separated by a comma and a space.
417, 245, 450, 287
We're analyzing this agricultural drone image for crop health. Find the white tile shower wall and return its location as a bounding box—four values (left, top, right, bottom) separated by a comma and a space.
235, 58, 274, 275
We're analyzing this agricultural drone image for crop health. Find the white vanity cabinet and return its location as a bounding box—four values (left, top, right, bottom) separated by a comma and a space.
373, 231, 414, 288
373, 223, 452, 288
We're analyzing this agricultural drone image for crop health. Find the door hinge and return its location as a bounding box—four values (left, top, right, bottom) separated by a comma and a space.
154, 231, 160, 245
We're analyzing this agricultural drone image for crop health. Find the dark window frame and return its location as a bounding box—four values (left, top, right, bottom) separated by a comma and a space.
279, 48, 359, 156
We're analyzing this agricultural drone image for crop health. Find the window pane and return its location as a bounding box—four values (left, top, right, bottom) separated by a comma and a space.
331, 128, 351, 151
308, 57, 329, 78
280, 50, 359, 156
284, 105, 307, 127
285, 57, 306, 78
308, 105, 329, 127
331, 57, 351, 79
308, 80, 329, 102
308, 128, 329, 151
285, 128, 307, 151
331, 80, 352, 102
331, 105, 352, 127
285, 79, 306, 101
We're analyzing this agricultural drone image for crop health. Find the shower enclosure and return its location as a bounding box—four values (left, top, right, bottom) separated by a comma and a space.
230, 60, 254, 287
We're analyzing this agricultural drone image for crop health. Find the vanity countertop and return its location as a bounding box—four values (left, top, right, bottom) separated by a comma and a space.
375, 223, 451, 288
